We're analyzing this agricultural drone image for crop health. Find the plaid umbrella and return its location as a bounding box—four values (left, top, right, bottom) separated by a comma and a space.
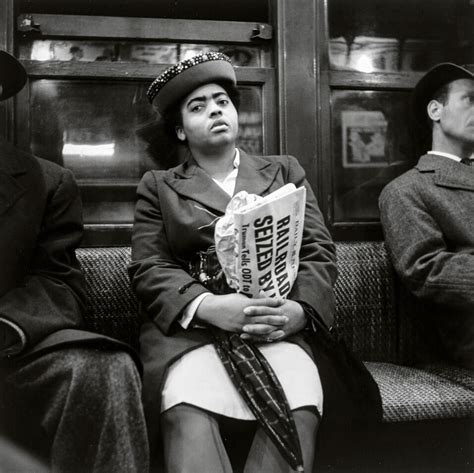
212, 329, 305, 472
189, 248, 305, 471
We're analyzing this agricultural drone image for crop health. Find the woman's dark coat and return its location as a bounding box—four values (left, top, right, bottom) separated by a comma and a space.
129, 151, 338, 447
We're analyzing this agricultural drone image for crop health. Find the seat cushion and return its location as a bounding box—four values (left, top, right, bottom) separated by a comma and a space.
366, 362, 474, 422
421, 363, 474, 391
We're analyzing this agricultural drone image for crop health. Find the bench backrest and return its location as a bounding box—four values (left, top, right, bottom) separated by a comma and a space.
77, 242, 407, 363
334, 242, 398, 362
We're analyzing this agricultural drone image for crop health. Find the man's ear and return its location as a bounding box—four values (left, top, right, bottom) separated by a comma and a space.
427, 100, 443, 122
175, 126, 186, 142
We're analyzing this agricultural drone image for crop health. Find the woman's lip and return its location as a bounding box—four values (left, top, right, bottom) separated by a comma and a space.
211, 122, 229, 131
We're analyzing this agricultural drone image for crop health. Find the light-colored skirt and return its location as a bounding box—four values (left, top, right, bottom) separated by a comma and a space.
161, 341, 323, 419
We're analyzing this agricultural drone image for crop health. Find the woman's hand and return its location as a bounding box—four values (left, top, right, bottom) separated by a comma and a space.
195, 294, 288, 333
240, 299, 307, 343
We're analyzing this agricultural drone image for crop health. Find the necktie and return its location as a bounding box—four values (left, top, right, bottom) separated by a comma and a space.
460, 158, 473, 166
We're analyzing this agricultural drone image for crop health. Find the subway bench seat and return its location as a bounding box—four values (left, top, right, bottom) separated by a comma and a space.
78, 243, 474, 472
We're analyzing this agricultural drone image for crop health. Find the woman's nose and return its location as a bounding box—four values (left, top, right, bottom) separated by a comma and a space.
209, 102, 222, 116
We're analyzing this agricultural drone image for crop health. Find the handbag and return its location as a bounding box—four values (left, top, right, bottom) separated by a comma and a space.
300, 301, 383, 434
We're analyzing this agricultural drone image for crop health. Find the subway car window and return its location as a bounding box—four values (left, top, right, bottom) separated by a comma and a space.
328, 0, 473, 73
322, 0, 473, 239
13, 0, 273, 245
27, 80, 264, 231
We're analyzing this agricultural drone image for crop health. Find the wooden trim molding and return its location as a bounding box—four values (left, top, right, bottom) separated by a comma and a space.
22, 61, 274, 82
18, 14, 272, 44
329, 70, 424, 90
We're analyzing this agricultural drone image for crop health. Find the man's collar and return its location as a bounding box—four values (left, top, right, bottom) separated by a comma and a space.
416, 154, 474, 191
427, 150, 462, 162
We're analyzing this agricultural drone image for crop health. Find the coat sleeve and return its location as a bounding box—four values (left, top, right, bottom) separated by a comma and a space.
379, 179, 474, 311
0, 168, 86, 352
128, 172, 209, 335
284, 156, 338, 328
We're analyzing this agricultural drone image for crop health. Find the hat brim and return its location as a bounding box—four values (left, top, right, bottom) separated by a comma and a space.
0, 51, 27, 101
412, 63, 474, 127
152, 60, 236, 115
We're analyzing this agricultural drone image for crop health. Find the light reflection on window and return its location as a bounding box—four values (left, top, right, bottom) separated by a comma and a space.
19, 39, 263, 67
330, 36, 399, 73
62, 143, 116, 158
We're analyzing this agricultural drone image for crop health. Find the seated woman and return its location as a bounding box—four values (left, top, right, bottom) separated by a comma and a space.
129, 52, 378, 473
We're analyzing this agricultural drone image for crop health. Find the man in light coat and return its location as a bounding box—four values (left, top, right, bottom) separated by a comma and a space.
0, 50, 149, 472
379, 63, 474, 369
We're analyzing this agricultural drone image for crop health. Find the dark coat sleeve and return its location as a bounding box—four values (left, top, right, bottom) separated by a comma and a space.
379, 177, 474, 312
128, 172, 209, 335
284, 156, 338, 328
0, 167, 86, 350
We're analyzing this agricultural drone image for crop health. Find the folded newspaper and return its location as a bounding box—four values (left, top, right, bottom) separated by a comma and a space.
215, 184, 306, 299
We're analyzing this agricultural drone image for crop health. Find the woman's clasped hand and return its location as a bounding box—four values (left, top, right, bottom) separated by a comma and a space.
195, 293, 307, 343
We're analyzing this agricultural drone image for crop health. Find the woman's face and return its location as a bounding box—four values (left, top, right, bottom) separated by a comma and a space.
176, 82, 239, 153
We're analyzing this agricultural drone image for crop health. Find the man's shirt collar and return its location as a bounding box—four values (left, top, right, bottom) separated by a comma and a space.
428, 150, 462, 162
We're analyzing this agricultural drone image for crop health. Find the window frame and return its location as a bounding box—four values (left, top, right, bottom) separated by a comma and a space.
14, 11, 277, 246
316, 0, 446, 241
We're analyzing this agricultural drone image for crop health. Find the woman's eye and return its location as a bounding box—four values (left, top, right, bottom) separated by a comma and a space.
191, 105, 203, 112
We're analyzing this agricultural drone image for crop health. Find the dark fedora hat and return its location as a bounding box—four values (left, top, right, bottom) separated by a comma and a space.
147, 51, 236, 115
412, 62, 473, 127
0, 50, 27, 101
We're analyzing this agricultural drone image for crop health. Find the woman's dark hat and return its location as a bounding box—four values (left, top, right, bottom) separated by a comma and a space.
412, 63, 473, 127
147, 52, 236, 115
0, 50, 27, 101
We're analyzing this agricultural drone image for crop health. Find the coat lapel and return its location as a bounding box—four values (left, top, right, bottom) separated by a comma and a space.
0, 172, 26, 216
163, 150, 282, 214
234, 150, 280, 196
163, 157, 231, 214
416, 154, 474, 192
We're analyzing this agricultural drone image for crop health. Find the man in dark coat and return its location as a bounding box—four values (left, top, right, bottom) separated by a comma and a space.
0, 50, 149, 472
379, 63, 474, 369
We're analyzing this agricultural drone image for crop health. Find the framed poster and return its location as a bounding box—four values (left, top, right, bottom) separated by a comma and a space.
342, 111, 388, 167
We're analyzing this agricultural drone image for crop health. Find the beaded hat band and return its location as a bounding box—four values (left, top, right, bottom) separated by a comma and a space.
147, 52, 236, 115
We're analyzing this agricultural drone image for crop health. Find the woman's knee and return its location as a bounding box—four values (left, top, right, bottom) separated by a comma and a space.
293, 407, 320, 440
161, 404, 219, 438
